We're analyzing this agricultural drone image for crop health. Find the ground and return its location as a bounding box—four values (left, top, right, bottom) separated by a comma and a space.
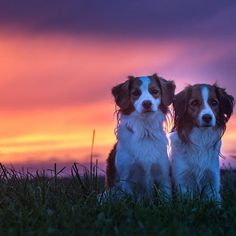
0, 164, 236, 236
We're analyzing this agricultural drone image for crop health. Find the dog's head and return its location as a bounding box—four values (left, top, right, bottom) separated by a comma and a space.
112, 74, 175, 115
174, 84, 234, 143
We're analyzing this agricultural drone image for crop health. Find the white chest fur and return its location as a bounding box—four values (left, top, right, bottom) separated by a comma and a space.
117, 111, 168, 169
170, 128, 221, 168
115, 111, 171, 197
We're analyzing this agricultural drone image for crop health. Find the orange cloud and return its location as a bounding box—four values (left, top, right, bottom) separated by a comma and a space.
0, 102, 116, 162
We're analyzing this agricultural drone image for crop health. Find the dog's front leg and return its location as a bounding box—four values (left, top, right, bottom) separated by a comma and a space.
151, 162, 172, 200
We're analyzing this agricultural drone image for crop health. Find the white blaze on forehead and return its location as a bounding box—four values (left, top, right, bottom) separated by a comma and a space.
138, 77, 152, 103
202, 86, 209, 100
140, 76, 150, 91
133, 76, 161, 113
198, 86, 216, 126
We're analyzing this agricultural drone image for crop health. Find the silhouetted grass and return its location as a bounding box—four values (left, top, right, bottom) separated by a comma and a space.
0, 162, 236, 236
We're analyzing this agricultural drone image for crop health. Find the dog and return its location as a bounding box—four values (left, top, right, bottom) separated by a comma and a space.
106, 73, 175, 200
170, 84, 234, 201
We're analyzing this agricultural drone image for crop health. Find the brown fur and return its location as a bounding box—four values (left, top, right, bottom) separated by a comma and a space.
152, 74, 176, 114
111, 76, 137, 115
105, 144, 117, 188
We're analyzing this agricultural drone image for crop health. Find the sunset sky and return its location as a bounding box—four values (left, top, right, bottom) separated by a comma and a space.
0, 0, 236, 170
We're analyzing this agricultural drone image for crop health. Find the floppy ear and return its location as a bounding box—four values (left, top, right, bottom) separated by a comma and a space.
215, 86, 234, 123
152, 73, 176, 106
112, 78, 132, 110
173, 87, 191, 143
173, 89, 188, 124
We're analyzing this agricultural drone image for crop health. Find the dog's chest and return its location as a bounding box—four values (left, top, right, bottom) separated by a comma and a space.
115, 112, 169, 177
188, 128, 221, 165
183, 145, 219, 169
117, 123, 168, 164
171, 128, 221, 169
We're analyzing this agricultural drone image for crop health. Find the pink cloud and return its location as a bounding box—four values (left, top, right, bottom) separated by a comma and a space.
0, 30, 235, 167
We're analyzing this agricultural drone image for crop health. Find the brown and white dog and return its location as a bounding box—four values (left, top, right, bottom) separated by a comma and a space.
106, 74, 175, 200
170, 84, 234, 201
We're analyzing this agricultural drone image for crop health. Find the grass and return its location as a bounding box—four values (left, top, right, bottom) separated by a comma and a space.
0, 163, 236, 236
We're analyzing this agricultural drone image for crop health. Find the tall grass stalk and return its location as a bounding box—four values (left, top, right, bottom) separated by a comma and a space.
90, 129, 96, 181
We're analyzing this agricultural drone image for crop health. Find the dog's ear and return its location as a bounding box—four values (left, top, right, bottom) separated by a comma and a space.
215, 85, 234, 123
152, 73, 176, 106
112, 78, 132, 110
174, 88, 188, 122
173, 87, 191, 143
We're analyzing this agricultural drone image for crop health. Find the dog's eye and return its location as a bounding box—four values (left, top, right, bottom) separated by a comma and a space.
132, 89, 141, 97
190, 100, 201, 106
150, 89, 159, 95
210, 99, 218, 107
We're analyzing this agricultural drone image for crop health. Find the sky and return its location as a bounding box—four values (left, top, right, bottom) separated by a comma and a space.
0, 0, 236, 171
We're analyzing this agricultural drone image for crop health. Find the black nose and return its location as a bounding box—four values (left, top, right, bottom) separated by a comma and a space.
142, 100, 152, 109
202, 114, 212, 123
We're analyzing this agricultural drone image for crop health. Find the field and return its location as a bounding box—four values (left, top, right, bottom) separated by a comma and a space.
0, 163, 236, 236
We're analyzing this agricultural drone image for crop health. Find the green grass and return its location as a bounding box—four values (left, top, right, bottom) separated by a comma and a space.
0, 163, 236, 236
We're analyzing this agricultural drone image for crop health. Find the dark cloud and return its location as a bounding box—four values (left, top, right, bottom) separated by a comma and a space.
201, 54, 236, 96
0, 0, 235, 38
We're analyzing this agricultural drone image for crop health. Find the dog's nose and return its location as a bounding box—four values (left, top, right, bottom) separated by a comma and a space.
202, 114, 212, 123
142, 100, 152, 110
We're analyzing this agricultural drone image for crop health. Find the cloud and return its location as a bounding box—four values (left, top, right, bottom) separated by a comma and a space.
0, 1, 236, 110
0, 33, 185, 109
1, 144, 109, 170
0, 32, 236, 110
0, 0, 236, 167
0, 0, 235, 39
